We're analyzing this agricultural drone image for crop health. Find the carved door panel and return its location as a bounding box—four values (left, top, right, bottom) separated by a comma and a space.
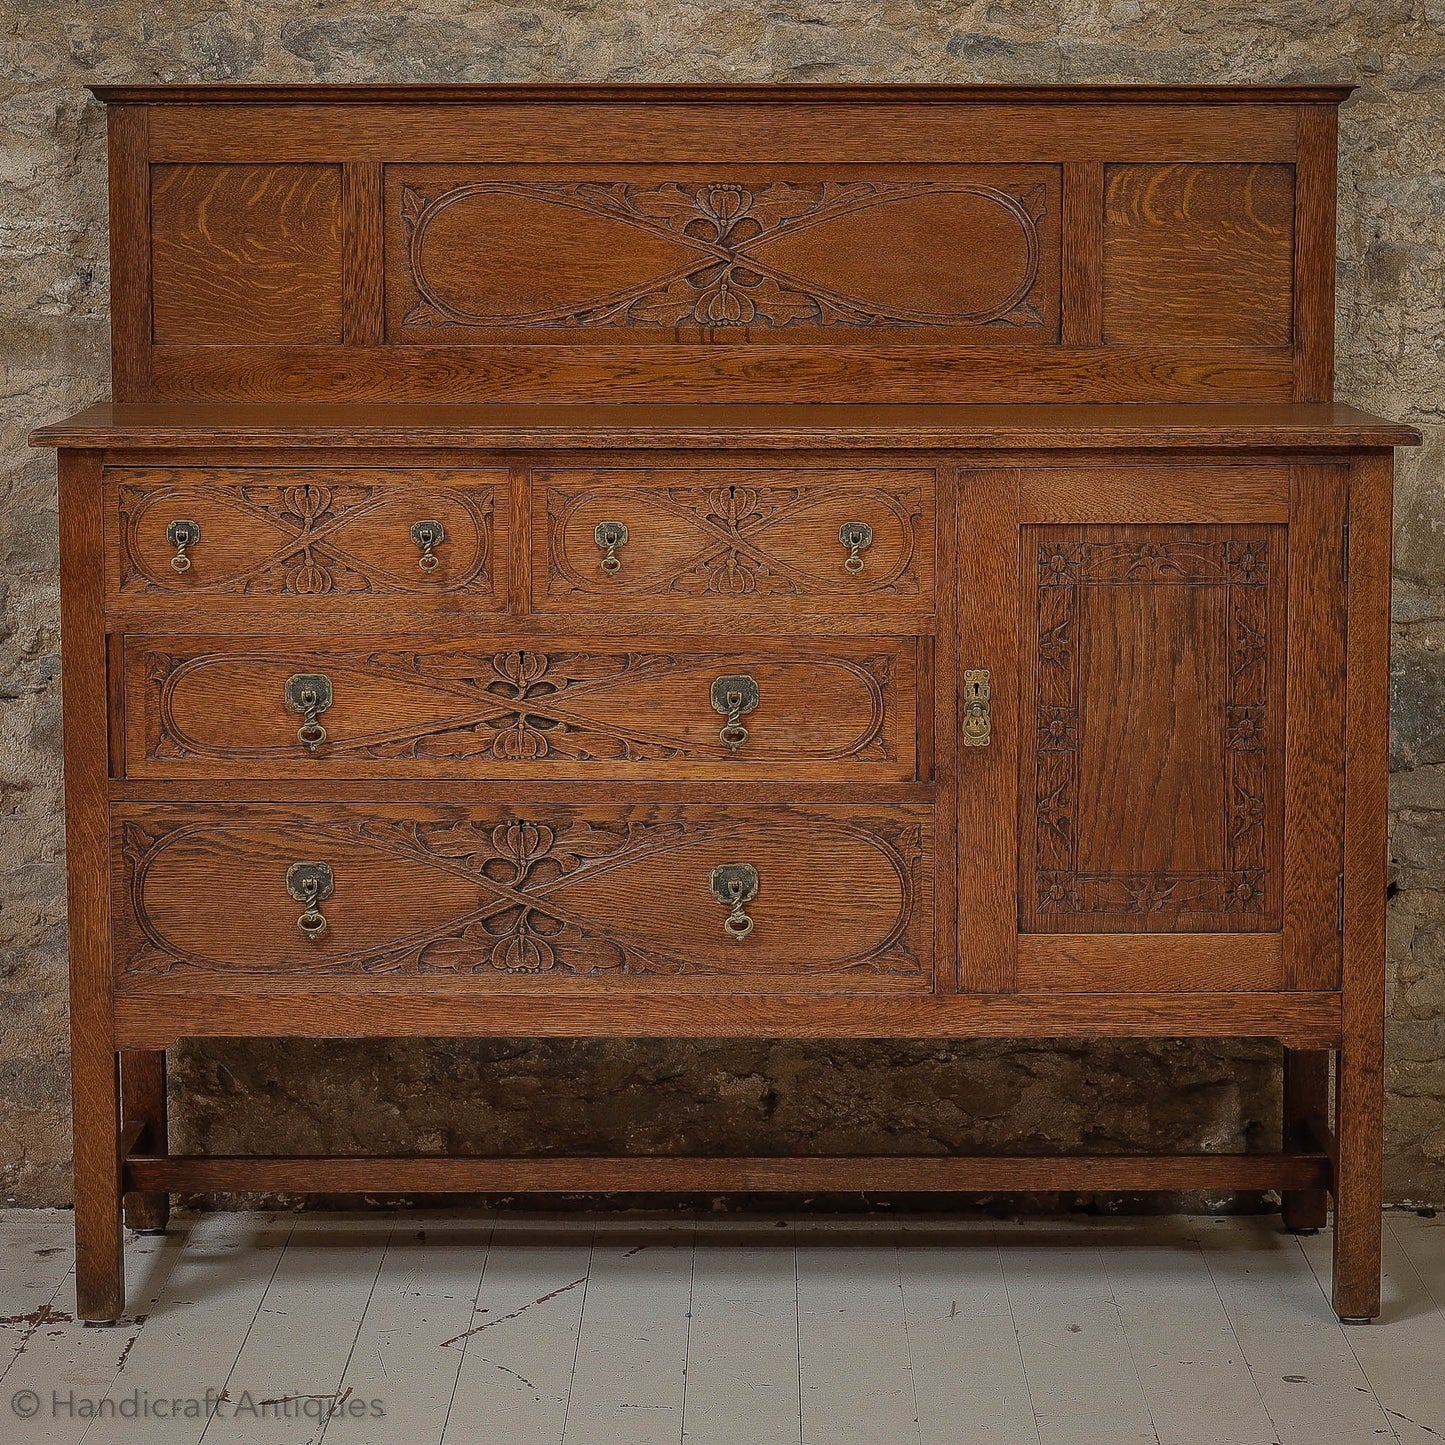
112, 803, 933, 992
957, 464, 1347, 995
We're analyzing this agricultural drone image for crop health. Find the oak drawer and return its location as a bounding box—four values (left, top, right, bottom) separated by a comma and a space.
123, 636, 924, 781
105, 467, 506, 605
533, 467, 935, 614
112, 803, 933, 989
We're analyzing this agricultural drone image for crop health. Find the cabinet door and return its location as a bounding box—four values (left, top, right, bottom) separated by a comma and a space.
957, 463, 1346, 995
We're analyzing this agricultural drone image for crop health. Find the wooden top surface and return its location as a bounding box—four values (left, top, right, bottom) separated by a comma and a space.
88, 83, 1357, 106
32, 402, 1420, 451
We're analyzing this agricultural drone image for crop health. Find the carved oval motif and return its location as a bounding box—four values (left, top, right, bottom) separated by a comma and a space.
116, 472, 495, 596
143, 645, 899, 771
118, 809, 928, 980
401, 178, 1044, 330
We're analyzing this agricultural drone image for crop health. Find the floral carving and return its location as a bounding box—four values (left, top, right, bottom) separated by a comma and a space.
399, 177, 1048, 331
1029, 527, 1278, 925
117, 810, 928, 981
145, 646, 896, 766
547, 481, 925, 600
118, 478, 494, 597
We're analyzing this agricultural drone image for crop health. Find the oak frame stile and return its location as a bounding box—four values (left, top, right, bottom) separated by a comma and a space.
33, 83, 1418, 1325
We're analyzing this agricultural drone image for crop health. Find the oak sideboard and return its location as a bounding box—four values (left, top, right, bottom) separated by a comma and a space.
33, 83, 1419, 1323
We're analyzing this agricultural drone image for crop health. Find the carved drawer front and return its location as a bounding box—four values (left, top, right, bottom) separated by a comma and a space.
112, 804, 933, 990
105, 467, 504, 603
124, 636, 921, 780
1020, 523, 1287, 934
535, 468, 935, 612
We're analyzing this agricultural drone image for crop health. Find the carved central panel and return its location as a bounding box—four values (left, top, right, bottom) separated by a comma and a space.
1022, 524, 1286, 934
387, 167, 1060, 342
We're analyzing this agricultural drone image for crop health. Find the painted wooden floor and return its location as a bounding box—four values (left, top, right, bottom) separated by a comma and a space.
2, 1209, 1444, 1444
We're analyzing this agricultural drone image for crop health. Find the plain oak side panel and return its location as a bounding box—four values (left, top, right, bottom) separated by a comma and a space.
57, 449, 125, 1321
1102, 163, 1295, 346
1333, 450, 1393, 1321
149, 163, 346, 345
956, 468, 1020, 992
1282, 463, 1347, 989
1292, 106, 1338, 402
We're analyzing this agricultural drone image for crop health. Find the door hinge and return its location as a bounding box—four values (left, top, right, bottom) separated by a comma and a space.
1337, 872, 1346, 934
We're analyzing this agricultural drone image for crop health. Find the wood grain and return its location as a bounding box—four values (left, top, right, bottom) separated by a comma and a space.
110, 989, 1344, 1049
110, 802, 934, 989
106, 105, 152, 401
57, 450, 124, 1321
1292, 105, 1338, 401
1103, 163, 1295, 346
341, 160, 384, 347
122, 634, 920, 781
122, 1151, 1330, 1197
1017, 934, 1284, 992
1333, 450, 1393, 1321
150, 162, 344, 344
34, 401, 1420, 451
1282, 463, 1347, 989
1061, 162, 1104, 347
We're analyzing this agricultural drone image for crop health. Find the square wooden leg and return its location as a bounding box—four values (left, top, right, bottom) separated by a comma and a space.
1331, 1038, 1384, 1322
121, 1049, 169, 1234
72, 1046, 125, 1323
1282, 1048, 1329, 1232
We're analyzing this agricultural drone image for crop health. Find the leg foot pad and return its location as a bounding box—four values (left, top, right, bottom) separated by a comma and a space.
82, 1319, 121, 1328
1339, 1315, 1374, 1326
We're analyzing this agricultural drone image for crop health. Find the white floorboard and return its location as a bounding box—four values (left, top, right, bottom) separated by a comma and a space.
4, 1209, 1445, 1445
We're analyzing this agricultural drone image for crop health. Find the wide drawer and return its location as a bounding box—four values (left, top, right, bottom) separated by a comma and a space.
532, 466, 935, 614
124, 635, 924, 780
112, 803, 934, 989
105, 466, 506, 605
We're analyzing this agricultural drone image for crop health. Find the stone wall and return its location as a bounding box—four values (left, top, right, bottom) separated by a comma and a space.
2, 2, 1441, 1208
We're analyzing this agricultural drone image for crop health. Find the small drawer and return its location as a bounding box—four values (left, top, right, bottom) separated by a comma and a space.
124, 635, 923, 781
112, 803, 934, 990
105, 466, 506, 605
532, 467, 935, 614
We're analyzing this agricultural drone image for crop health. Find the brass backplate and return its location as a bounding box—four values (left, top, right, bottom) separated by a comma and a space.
710, 674, 759, 717
708, 861, 759, 907
284, 673, 333, 715
286, 861, 334, 904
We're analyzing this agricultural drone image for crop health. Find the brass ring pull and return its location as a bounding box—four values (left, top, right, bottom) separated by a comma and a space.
286, 862, 334, 940
285, 673, 333, 754
710, 674, 759, 754
595, 520, 629, 576
411, 519, 445, 572
839, 520, 873, 575
963, 667, 992, 748
166, 519, 200, 574
709, 862, 758, 942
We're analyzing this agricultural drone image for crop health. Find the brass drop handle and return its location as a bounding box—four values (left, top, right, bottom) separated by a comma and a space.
166, 519, 200, 574
963, 667, 992, 748
411, 519, 445, 572
595, 520, 629, 575
285, 672, 333, 753
286, 862, 334, 939
709, 862, 758, 941
839, 520, 873, 575
710, 673, 759, 752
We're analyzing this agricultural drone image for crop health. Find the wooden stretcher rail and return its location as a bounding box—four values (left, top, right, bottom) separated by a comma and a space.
124, 1152, 1332, 1196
